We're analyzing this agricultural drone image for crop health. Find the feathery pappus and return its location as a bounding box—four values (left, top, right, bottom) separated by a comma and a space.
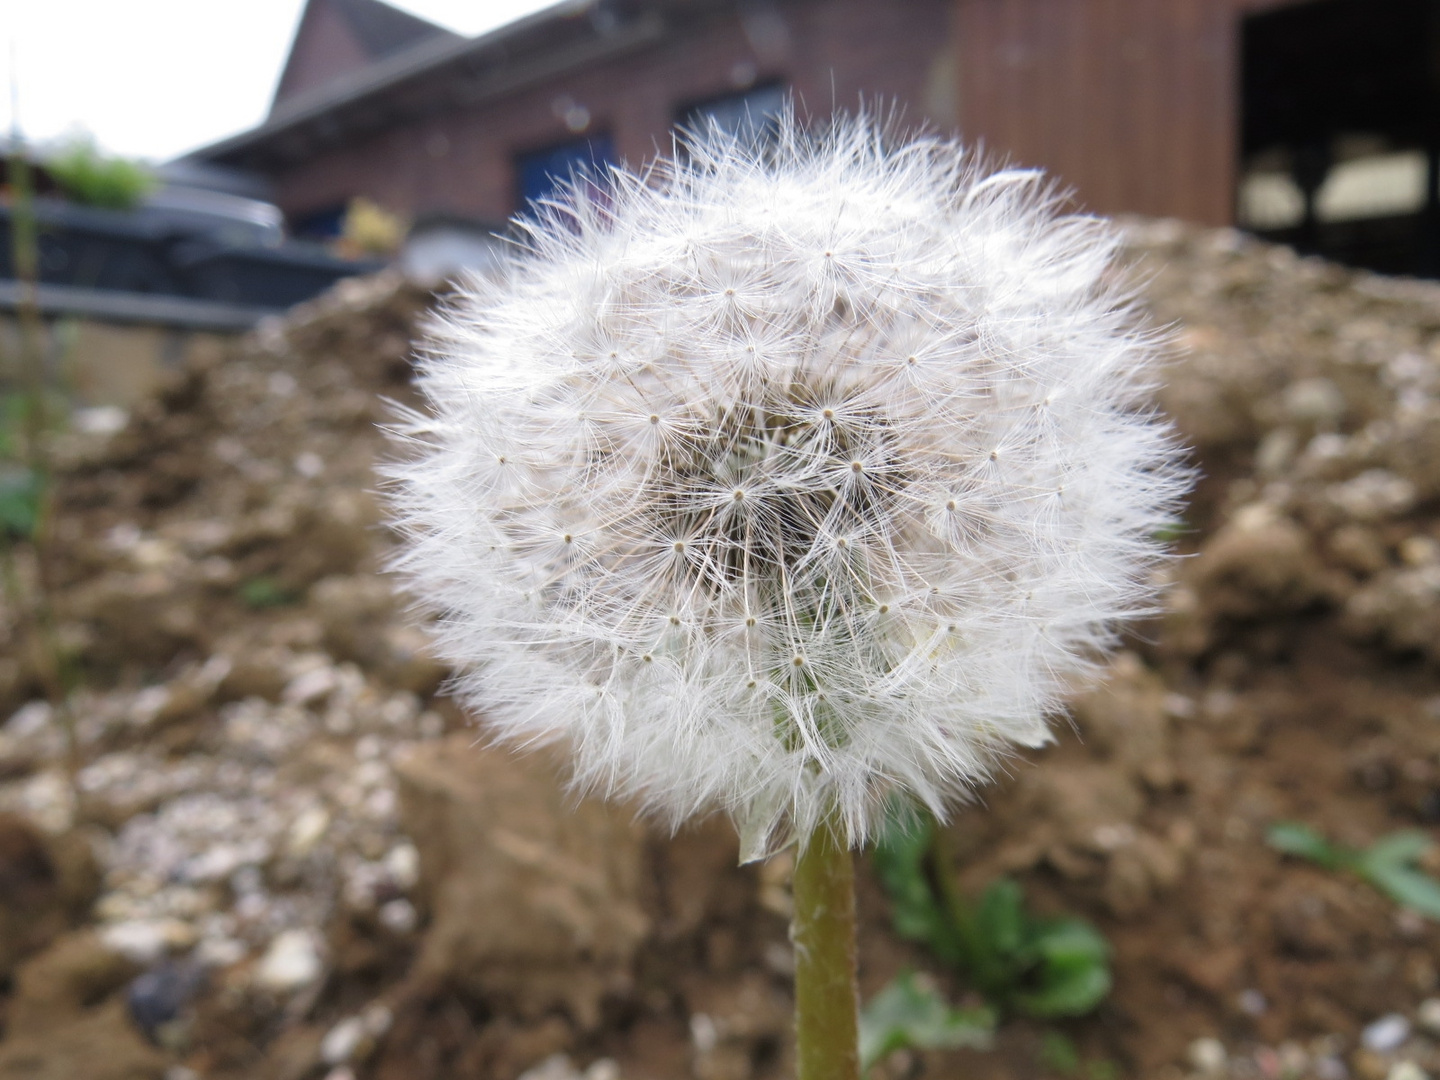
386, 108, 1188, 860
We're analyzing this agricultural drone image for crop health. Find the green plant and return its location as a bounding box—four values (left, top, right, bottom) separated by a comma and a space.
239, 576, 298, 610
873, 809, 1113, 1018
0, 394, 48, 540
3, 131, 79, 770
1267, 822, 1440, 918
1038, 1032, 1120, 1080
859, 972, 993, 1071
46, 135, 155, 210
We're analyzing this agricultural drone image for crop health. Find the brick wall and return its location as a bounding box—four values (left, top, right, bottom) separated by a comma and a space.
272, 0, 374, 114
266, 0, 954, 225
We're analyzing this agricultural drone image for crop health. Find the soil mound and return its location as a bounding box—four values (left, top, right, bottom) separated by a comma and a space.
1, 225, 1439, 1079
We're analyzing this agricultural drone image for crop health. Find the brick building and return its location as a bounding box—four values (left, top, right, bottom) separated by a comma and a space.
195, 0, 1440, 277
196, 0, 956, 238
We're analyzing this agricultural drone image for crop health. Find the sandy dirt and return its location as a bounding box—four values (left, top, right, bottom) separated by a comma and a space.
2, 221, 1440, 1080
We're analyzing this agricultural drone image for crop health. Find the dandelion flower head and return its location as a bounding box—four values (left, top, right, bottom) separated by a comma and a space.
388, 110, 1186, 859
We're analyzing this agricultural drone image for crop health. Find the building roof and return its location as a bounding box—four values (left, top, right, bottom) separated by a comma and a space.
269, 0, 462, 114
331, 0, 459, 59
189, 0, 714, 171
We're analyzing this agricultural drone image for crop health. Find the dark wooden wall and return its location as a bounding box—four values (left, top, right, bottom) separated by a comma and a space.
955, 0, 1301, 225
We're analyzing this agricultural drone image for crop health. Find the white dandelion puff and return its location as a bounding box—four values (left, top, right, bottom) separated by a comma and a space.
386, 108, 1188, 861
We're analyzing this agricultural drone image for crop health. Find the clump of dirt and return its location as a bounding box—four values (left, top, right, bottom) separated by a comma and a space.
0, 224, 1439, 1080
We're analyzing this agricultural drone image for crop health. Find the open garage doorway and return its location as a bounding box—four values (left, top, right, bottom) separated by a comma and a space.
1239, 0, 1440, 276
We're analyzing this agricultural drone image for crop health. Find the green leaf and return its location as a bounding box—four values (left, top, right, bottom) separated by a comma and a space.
1032, 919, 1110, 966
873, 809, 960, 961
859, 973, 994, 1071
1360, 830, 1434, 870
1362, 863, 1440, 920
1038, 1031, 1082, 1075
1267, 822, 1344, 869
0, 464, 43, 539
1015, 919, 1112, 1018
1016, 959, 1113, 1018
977, 879, 1027, 960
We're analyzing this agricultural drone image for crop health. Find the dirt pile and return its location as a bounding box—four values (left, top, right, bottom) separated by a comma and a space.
0, 226, 1438, 1080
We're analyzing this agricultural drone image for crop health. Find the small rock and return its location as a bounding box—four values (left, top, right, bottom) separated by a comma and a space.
1388, 1064, 1430, 1080
127, 960, 206, 1042
101, 919, 197, 964
1188, 1037, 1227, 1076
519, 1055, 583, 1080
195, 936, 247, 968
1417, 998, 1440, 1036
1239, 988, 1268, 1016
1355, 1049, 1393, 1080
286, 806, 330, 856
1363, 1014, 1412, 1053
383, 842, 419, 889
321, 1015, 367, 1065
516, 1056, 619, 1080
378, 898, 417, 934
362, 1002, 393, 1036
283, 665, 338, 706
254, 929, 323, 992
1284, 377, 1346, 426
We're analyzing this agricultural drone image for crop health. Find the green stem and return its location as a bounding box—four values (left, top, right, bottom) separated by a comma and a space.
793, 819, 860, 1080
930, 823, 1002, 999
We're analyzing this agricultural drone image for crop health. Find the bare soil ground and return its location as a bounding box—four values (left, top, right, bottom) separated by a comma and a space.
2, 221, 1440, 1080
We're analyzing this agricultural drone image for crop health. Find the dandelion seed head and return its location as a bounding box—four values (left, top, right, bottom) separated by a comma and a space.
386, 108, 1187, 860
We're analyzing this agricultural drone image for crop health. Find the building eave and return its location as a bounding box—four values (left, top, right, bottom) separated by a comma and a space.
187, 1, 670, 170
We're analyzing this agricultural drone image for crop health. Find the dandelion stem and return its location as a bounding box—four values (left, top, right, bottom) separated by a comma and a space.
793, 818, 859, 1080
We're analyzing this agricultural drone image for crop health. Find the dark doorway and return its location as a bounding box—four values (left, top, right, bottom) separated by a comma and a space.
1239, 0, 1440, 276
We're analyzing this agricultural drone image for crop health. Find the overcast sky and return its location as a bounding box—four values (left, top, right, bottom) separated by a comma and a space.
3, 0, 561, 162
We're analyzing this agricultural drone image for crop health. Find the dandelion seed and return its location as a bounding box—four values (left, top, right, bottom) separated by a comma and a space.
385, 107, 1187, 861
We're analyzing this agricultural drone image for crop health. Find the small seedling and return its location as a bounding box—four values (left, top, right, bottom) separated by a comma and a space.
0, 462, 43, 540
874, 809, 1113, 1018
1038, 1032, 1120, 1080
1267, 822, 1440, 918
238, 576, 298, 610
859, 972, 994, 1070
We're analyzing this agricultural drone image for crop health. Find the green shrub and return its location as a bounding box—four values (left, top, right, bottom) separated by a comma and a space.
46, 136, 155, 210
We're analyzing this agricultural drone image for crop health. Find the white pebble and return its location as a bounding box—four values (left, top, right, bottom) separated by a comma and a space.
1363, 1013, 1412, 1053
517, 1055, 582, 1080
383, 843, 420, 889
286, 806, 331, 856
1388, 1063, 1429, 1080
321, 1016, 367, 1065
195, 936, 248, 968
101, 918, 196, 963
378, 898, 418, 934
284, 666, 338, 706
6, 701, 52, 736
362, 1002, 393, 1036
1188, 1037, 1227, 1076
255, 929, 323, 992
295, 452, 325, 478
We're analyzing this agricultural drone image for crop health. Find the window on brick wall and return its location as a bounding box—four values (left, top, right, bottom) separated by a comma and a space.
515, 134, 618, 215
676, 83, 787, 153
292, 203, 348, 240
